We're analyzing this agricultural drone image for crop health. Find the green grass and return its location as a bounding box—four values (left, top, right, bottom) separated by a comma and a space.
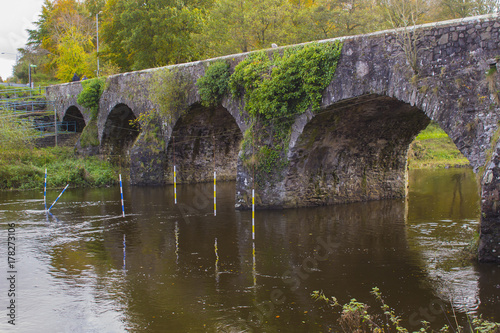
414, 122, 450, 140
408, 122, 470, 169
0, 146, 119, 190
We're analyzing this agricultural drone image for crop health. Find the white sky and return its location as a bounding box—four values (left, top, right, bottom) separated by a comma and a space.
0, 0, 45, 80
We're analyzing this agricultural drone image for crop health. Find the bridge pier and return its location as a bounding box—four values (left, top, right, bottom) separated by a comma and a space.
479, 144, 500, 263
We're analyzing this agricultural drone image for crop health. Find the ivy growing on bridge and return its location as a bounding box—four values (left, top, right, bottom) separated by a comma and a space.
230, 41, 343, 119
230, 41, 343, 185
150, 67, 194, 122
76, 78, 106, 120
196, 61, 231, 107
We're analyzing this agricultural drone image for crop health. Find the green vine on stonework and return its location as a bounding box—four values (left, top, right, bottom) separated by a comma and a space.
196, 61, 231, 108
150, 67, 193, 122
227, 42, 343, 184
229, 41, 343, 119
77, 78, 106, 120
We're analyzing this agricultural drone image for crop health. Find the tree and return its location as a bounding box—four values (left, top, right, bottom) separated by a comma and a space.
379, 0, 431, 27
100, 0, 207, 72
55, 27, 94, 82
379, 0, 430, 75
438, 0, 499, 18
16, 0, 97, 83
201, 0, 294, 57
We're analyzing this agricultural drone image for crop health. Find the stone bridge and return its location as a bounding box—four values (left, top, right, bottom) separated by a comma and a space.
47, 14, 500, 262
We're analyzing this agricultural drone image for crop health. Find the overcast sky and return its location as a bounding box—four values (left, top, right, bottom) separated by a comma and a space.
0, 0, 45, 80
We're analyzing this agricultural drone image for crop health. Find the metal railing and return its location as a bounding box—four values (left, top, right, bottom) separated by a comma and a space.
0, 85, 46, 98
34, 121, 77, 134
0, 100, 53, 115
0, 87, 66, 145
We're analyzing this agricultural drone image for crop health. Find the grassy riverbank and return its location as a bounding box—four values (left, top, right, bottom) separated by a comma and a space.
0, 146, 118, 190
408, 122, 470, 169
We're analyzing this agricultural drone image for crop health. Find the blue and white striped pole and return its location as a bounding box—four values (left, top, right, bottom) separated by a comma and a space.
119, 174, 125, 217
47, 184, 69, 212
44, 168, 47, 211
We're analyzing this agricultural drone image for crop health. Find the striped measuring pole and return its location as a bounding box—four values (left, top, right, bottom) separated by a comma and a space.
119, 174, 125, 217
44, 168, 47, 211
174, 165, 177, 204
47, 184, 69, 212
214, 171, 217, 216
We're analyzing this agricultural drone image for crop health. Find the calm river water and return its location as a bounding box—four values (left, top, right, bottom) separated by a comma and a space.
1, 168, 499, 332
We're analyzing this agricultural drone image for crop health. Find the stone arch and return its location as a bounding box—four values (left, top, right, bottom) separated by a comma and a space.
101, 103, 140, 161
62, 106, 86, 132
165, 103, 243, 184
283, 94, 436, 207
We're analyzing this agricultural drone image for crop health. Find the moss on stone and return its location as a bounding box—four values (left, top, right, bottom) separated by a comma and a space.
150, 68, 194, 122
79, 119, 99, 148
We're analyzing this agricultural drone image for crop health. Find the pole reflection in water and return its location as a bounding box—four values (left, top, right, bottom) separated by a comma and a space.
215, 238, 219, 288
0, 169, 497, 333
252, 242, 257, 289
123, 234, 126, 270
175, 221, 179, 265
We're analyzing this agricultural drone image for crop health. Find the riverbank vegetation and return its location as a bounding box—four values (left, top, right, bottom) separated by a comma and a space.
5, 0, 499, 85
409, 122, 470, 169
312, 288, 500, 332
0, 86, 118, 190
0, 146, 118, 190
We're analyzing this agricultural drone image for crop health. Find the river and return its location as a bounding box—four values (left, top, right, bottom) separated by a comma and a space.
0, 168, 499, 332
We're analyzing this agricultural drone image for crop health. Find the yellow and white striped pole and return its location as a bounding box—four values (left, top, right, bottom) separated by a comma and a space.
214, 171, 217, 216
174, 165, 177, 205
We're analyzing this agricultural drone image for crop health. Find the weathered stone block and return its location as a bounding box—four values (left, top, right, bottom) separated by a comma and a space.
439, 33, 449, 45
481, 32, 492, 40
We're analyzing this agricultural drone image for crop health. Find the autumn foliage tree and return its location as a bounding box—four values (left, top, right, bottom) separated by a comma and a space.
12, 0, 500, 84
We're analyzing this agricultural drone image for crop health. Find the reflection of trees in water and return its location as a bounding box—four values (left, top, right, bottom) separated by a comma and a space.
449, 172, 465, 218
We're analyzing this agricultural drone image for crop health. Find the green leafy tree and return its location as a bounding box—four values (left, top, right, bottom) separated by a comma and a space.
16, 0, 98, 83
438, 0, 499, 18
100, 0, 207, 72
201, 0, 294, 57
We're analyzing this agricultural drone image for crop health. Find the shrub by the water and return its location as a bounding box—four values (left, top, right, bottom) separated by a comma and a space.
0, 147, 118, 190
